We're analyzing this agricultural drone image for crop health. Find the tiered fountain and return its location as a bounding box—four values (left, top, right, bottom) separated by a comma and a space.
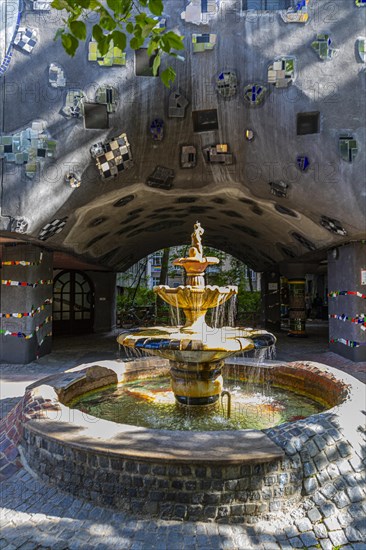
18, 223, 354, 523
118, 222, 276, 406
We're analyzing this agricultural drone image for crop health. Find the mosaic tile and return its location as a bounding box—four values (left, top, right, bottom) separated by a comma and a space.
243, 83, 267, 106
146, 166, 175, 189
216, 71, 237, 98
49, 63, 66, 88
192, 34, 216, 52
180, 145, 197, 168
268, 57, 295, 88
311, 34, 337, 61
280, 0, 309, 22
13, 27, 38, 53
150, 119, 164, 141
0, 121, 56, 178
38, 218, 68, 241
203, 144, 233, 165
88, 39, 126, 66
63, 89, 86, 118
95, 85, 118, 112
169, 91, 189, 118
339, 137, 358, 162
91, 133, 133, 179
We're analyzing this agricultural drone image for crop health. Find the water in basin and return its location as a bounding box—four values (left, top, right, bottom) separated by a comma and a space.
72, 377, 325, 431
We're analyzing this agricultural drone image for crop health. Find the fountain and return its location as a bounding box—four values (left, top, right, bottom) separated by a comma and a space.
15, 224, 361, 523
117, 222, 276, 406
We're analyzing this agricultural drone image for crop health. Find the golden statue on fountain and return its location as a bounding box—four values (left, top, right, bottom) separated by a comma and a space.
118, 223, 276, 406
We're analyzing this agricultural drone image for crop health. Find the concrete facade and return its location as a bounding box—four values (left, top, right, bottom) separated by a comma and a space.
328, 242, 366, 361
0, 1, 365, 362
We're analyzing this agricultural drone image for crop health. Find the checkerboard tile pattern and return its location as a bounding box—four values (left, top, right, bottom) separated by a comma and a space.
14, 28, 38, 53
91, 133, 133, 179
38, 218, 68, 241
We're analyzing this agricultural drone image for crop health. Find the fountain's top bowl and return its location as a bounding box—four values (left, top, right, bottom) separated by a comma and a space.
154, 284, 237, 310
173, 255, 219, 275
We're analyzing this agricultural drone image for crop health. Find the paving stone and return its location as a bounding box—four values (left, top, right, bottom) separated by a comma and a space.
320, 502, 337, 519
313, 523, 328, 539
345, 526, 362, 543
307, 507, 322, 523
295, 518, 312, 532
332, 490, 350, 509
346, 486, 364, 503
288, 537, 304, 548
300, 531, 318, 547
328, 529, 348, 546
319, 540, 333, 550
324, 516, 341, 531
338, 460, 353, 475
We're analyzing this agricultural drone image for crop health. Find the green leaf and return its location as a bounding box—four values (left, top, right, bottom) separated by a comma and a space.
54, 27, 64, 41
112, 30, 126, 51
130, 35, 144, 49
51, 0, 71, 10
139, 0, 148, 6
78, 0, 90, 8
126, 22, 134, 33
61, 32, 79, 56
147, 37, 159, 55
163, 31, 184, 50
152, 53, 160, 75
92, 24, 104, 42
100, 14, 117, 30
106, 0, 121, 12
69, 20, 87, 40
141, 22, 156, 38
97, 35, 111, 55
148, 0, 163, 16
161, 66, 176, 88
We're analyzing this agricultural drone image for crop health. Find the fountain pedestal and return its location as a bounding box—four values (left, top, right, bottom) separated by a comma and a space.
170, 360, 224, 405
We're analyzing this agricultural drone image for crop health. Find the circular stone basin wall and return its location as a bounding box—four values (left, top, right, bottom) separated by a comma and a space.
19, 358, 354, 523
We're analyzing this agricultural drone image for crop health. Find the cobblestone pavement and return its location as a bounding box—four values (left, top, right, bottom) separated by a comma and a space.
1, 328, 365, 549
1, 469, 365, 550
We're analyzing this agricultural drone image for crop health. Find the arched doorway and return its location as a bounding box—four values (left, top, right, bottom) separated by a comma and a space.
53, 271, 94, 334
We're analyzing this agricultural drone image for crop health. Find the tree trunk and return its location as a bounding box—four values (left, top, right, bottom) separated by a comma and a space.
247, 266, 254, 292
157, 248, 170, 314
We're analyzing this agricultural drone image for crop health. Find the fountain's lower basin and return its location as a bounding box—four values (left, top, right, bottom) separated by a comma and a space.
19, 358, 355, 523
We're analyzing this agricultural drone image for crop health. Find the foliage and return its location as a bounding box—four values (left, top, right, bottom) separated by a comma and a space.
51, 0, 184, 86
117, 286, 155, 312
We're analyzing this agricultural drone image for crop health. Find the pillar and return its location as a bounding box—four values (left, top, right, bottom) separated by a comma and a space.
287, 278, 307, 337
328, 242, 366, 362
279, 262, 318, 338
261, 271, 281, 331
0, 244, 53, 363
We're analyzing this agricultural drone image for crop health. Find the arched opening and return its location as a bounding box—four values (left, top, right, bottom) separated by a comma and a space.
53, 270, 95, 335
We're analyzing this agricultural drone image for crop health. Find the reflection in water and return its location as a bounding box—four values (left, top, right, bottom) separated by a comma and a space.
72, 377, 325, 431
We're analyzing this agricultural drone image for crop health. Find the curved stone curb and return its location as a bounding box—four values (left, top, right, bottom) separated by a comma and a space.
0, 387, 60, 481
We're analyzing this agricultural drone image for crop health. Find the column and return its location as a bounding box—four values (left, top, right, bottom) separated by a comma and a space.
287, 278, 307, 337
261, 271, 281, 331
328, 241, 366, 362
0, 244, 53, 363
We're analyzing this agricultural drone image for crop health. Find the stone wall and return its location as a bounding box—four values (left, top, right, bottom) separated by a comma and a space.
21, 426, 301, 523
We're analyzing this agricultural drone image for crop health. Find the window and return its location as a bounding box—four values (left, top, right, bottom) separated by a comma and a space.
297, 112, 320, 135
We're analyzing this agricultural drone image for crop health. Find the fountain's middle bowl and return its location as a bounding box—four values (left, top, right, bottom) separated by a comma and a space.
154, 284, 238, 311
118, 326, 276, 363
